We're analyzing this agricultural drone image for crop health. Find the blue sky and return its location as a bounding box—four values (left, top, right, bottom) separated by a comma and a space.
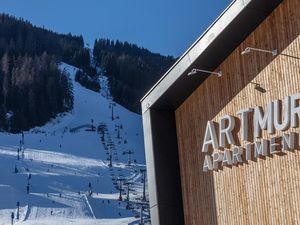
0, 0, 232, 57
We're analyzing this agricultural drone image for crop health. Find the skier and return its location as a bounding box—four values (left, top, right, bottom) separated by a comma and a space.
22, 132, 24, 145
11, 212, 14, 225
88, 182, 92, 195
16, 201, 20, 220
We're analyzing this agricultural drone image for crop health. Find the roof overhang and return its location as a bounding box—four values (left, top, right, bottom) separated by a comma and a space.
141, 0, 283, 114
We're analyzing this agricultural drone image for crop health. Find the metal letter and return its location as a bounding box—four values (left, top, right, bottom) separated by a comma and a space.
254, 103, 274, 138
254, 139, 268, 157
222, 149, 232, 166
274, 97, 290, 131
270, 137, 281, 154
291, 93, 300, 128
203, 155, 213, 172
232, 146, 243, 164
245, 143, 253, 161
219, 115, 236, 147
282, 132, 295, 151
237, 108, 253, 141
202, 121, 219, 152
212, 152, 223, 170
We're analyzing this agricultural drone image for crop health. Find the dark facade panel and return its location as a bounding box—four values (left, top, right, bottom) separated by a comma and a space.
142, 109, 184, 225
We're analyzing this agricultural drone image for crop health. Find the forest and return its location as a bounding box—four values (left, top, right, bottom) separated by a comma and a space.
0, 14, 82, 131
93, 39, 175, 113
0, 13, 176, 131
0, 53, 73, 132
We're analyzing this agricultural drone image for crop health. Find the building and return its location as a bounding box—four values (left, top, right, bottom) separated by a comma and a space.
141, 0, 300, 224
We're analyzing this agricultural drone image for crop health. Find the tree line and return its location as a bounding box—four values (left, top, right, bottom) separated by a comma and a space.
93, 39, 176, 113
0, 13, 93, 73
0, 13, 95, 132
0, 13, 176, 132
0, 13, 99, 90
0, 53, 73, 132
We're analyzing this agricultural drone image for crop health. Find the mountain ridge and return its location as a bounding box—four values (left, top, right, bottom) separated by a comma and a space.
0, 13, 175, 131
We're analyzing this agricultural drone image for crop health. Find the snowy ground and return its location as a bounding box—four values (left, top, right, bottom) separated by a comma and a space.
0, 63, 149, 225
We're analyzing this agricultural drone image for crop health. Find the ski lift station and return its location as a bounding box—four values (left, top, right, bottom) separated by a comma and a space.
141, 0, 300, 224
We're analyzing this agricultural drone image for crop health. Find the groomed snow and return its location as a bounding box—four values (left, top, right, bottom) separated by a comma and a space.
0, 63, 148, 225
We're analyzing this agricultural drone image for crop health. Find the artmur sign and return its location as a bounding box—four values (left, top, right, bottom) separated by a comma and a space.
202, 92, 300, 172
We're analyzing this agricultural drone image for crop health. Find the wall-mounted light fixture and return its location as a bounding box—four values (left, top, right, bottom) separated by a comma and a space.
241, 47, 300, 60
241, 47, 278, 56
187, 68, 222, 77
250, 82, 266, 93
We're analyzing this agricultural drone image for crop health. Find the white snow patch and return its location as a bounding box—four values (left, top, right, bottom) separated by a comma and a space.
0, 63, 148, 224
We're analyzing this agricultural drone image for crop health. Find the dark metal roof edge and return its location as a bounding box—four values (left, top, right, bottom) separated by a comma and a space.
140, 0, 283, 115
140, 0, 257, 115
140, 0, 238, 104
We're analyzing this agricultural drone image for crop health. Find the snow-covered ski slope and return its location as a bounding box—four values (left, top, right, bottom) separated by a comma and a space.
0, 63, 148, 225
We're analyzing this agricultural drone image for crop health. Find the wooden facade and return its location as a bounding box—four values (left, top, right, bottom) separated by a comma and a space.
175, 0, 300, 224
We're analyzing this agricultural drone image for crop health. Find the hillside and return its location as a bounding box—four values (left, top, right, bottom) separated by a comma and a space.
0, 14, 176, 131
0, 14, 174, 224
0, 14, 92, 73
0, 63, 149, 224
0, 14, 95, 132
93, 39, 175, 113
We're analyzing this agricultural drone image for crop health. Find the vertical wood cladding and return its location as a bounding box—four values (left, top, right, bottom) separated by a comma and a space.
175, 0, 300, 224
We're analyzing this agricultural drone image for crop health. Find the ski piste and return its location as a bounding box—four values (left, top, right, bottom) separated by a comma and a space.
0, 63, 150, 225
